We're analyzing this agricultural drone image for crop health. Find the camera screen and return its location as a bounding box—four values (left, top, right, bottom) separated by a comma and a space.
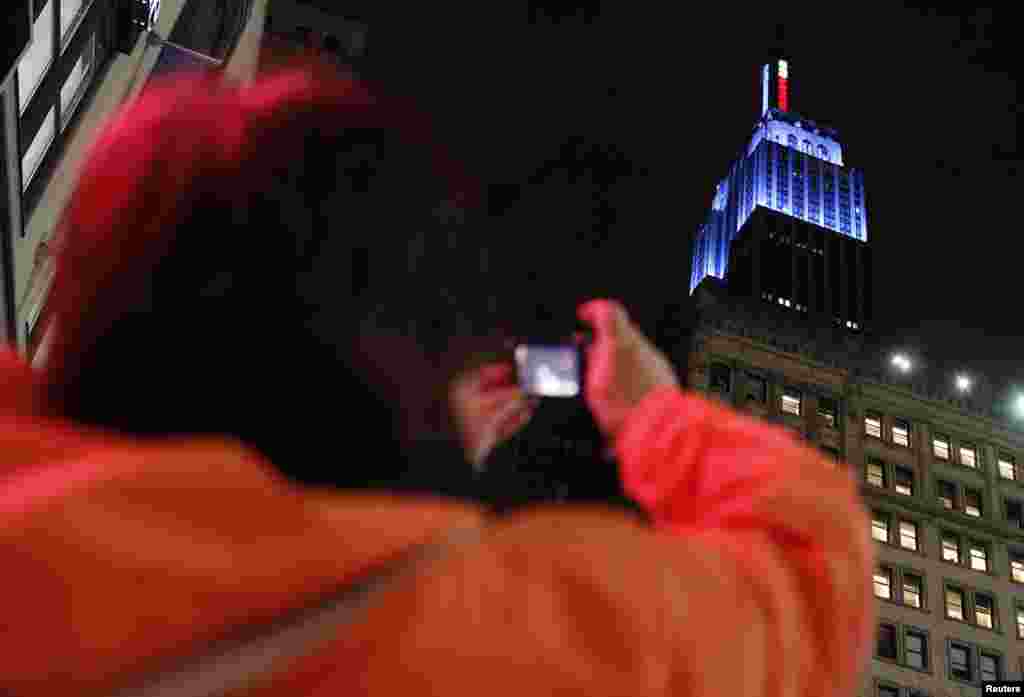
515, 345, 580, 398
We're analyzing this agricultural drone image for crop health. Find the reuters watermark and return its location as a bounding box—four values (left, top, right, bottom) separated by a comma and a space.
984, 683, 1024, 694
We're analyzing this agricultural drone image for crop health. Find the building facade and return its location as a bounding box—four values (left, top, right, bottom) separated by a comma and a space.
1, 0, 265, 367
690, 60, 869, 300
689, 272, 1024, 697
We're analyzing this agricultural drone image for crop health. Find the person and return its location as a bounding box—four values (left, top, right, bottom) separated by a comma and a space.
0, 60, 875, 696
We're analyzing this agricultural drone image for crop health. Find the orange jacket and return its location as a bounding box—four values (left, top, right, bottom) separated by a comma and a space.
0, 348, 874, 696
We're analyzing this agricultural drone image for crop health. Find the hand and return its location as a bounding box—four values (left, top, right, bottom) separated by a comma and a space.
577, 299, 679, 442
450, 362, 538, 469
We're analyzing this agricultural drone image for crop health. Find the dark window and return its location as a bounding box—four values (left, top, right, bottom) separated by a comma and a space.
878, 687, 898, 697
817, 397, 837, 428
1007, 499, 1023, 529
949, 643, 972, 681
964, 489, 983, 517
980, 652, 1001, 682
937, 480, 957, 510
905, 630, 927, 669
709, 363, 731, 393
894, 467, 914, 496
877, 624, 898, 659
745, 373, 767, 403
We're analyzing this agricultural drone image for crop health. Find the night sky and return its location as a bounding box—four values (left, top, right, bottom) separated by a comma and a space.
366, 5, 1020, 398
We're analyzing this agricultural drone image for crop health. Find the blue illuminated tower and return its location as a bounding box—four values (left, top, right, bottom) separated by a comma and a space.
690, 60, 871, 330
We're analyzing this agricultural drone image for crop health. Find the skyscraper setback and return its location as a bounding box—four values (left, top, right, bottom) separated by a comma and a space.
690, 60, 870, 328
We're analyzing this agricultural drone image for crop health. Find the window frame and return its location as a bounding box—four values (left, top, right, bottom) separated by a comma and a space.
817, 396, 838, 428
968, 539, 989, 573
867, 457, 887, 488
959, 442, 979, 469
894, 466, 915, 496
944, 581, 1000, 631
1006, 497, 1024, 530
893, 418, 911, 448
876, 622, 900, 662
865, 410, 883, 439
979, 649, 1004, 683
945, 584, 966, 622
947, 640, 973, 683
903, 626, 929, 671
974, 592, 995, 630
937, 479, 958, 510
998, 452, 1018, 481
781, 388, 802, 416
1010, 547, 1024, 584
963, 487, 983, 518
898, 519, 919, 551
933, 433, 951, 460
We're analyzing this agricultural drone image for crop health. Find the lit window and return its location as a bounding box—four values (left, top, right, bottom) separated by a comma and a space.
969, 542, 988, 572
817, 397, 837, 428
960, 443, 977, 468
865, 412, 882, 438
1012, 552, 1024, 583
946, 587, 965, 620
975, 594, 994, 629
942, 533, 960, 563
18, 0, 55, 113
933, 434, 950, 459
781, 390, 801, 416
902, 574, 922, 608
1017, 606, 1024, 639
999, 454, 1016, 480
873, 567, 892, 599
59, 33, 95, 131
964, 489, 982, 517
899, 520, 918, 551
905, 630, 927, 669
867, 459, 886, 487
937, 480, 957, 509
980, 652, 1001, 682
22, 107, 57, 192
894, 467, 914, 496
871, 515, 889, 543
949, 643, 971, 681
893, 419, 910, 447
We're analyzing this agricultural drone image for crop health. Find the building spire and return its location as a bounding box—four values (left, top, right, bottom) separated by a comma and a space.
761, 58, 790, 117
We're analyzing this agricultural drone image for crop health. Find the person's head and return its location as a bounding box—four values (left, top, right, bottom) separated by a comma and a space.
40, 59, 509, 487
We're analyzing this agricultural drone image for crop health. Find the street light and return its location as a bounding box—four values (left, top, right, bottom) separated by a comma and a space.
891, 354, 912, 373
1015, 394, 1024, 419
956, 374, 972, 393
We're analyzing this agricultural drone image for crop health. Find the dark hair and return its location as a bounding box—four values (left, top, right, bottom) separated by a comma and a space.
40, 60, 497, 489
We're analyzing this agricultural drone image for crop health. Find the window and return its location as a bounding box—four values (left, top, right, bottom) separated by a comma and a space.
905, 630, 927, 670
1013, 550, 1024, 583
865, 411, 883, 439
867, 459, 886, 487
980, 652, 1002, 682
817, 397, 837, 428
746, 373, 767, 403
975, 593, 994, 629
934, 434, 950, 460
788, 134, 798, 149
22, 108, 57, 192
902, 573, 922, 609
969, 541, 989, 572
60, 0, 86, 46
949, 642, 972, 681
18, 0, 55, 114
1017, 604, 1024, 639
877, 623, 898, 660
1007, 499, 1023, 529
964, 489, 982, 517
874, 566, 892, 599
942, 533, 961, 563
818, 144, 829, 160
899, 521, 918, 551
893, 419, 911, 447
781, 389, 801, 416
878, 687, 898, 697
59, 33, 95, 131
946, 587, 965, 620
937, 480, 957, 509
999, 453, 1017, 480
960, 443, 977, 468
709, 363, 731, 393
872, 514, 890, 543
894, 467, 914, 496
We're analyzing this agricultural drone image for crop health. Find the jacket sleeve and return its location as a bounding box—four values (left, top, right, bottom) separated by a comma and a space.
614, 386, 876, 697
